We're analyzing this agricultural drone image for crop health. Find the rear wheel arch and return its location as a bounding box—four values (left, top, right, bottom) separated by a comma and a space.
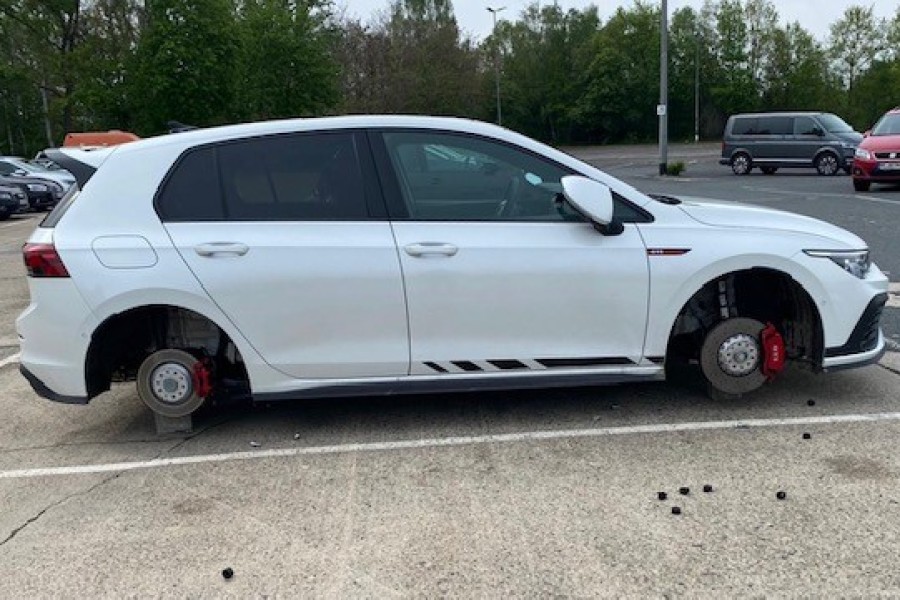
85, 304, 250, 400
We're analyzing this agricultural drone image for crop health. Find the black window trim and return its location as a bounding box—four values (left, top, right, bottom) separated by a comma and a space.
366, 127, 653, 225
154, 128, 390, 223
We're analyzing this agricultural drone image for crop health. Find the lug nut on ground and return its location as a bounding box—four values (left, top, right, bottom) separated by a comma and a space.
671, 506, 682, 515
657, 491, 667, 501
776, 491, 787, 500
222, 568, 234, 580
703, 484, 713, 493
803, 432, 811, 440
679, 487, 690, 495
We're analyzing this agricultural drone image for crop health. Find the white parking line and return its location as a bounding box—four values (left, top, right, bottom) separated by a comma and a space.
4, 411, 900, 480
0, 353, 20, 368
743, 185, 900, 207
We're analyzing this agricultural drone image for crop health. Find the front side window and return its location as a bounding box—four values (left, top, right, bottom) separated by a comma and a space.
382, 131, 581, 222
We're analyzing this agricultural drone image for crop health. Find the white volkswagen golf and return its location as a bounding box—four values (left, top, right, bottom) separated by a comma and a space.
17, 116, 888, 419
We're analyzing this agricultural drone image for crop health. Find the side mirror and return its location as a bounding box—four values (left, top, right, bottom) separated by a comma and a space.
13, 169, 27, 176
560, 175, 623, 235
863, 129, 871, 138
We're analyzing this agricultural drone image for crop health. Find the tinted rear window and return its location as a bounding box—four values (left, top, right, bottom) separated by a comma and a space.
756, 117, 792, 135
156, 147, 224, 221
731, 117, 758, 135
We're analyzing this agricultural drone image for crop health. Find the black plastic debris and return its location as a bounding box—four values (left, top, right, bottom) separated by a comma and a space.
222, 568, 234, 580
679, 487, 690, 495
703, 484, 713, 493
807, 400, 816, 406
803, 433, 812, 440
658, 491, 667, 501
776, 491, 787, 500
671, 506, 682, 515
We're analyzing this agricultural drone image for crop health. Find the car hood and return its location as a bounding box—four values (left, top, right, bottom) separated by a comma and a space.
674, 196, 865, 248
835, 131, 863, 144
859, 134, 900, 152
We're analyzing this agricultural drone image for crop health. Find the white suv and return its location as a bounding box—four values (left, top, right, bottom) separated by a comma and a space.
17, 116, 888, 419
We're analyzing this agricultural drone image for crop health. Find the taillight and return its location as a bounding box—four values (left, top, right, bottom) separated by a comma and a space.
23, 243, 70, 277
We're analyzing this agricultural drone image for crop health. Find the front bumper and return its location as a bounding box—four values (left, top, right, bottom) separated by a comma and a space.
852, 158, 900, 182
822, 293, 888, 371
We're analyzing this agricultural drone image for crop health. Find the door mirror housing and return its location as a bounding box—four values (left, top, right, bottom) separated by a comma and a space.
560, 175, 623, 235
863, 129, 871, 138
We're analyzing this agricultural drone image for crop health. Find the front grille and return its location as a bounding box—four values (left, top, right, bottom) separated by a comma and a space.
825, 293, 887, 357
874, 152, 900, 159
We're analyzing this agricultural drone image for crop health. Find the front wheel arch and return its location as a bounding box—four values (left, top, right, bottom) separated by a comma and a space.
664, 268, 825, 380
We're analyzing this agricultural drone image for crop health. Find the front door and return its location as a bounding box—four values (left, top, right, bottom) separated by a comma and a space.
373, 130, 650, 376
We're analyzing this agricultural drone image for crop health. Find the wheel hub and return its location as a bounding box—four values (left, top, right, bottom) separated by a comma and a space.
717, 334, 760, 377
150, 362, 193, 405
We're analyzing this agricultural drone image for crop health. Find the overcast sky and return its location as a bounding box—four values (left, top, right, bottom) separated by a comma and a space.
338, 0, 898, 42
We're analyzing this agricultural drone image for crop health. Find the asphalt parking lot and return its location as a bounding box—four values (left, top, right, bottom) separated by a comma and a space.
2, 149, 900, 596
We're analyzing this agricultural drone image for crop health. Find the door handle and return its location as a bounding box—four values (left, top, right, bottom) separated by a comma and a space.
403, 242, 459, 257
194, 242, 249, 257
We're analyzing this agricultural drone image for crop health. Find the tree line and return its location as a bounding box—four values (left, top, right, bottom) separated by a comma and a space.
2, 0, 900, 155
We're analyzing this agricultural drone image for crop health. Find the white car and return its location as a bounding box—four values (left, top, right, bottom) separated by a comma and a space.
17, 116, 888, 419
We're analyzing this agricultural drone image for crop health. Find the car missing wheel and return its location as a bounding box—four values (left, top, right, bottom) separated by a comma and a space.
16, 116, 889, 422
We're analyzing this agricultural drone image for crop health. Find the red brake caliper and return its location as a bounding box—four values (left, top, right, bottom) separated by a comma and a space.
192, 358, 214, 398
760, 323, 785, 381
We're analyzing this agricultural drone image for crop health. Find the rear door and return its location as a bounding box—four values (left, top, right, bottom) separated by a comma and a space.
158, 131, 409, 379
753, 116, 791, 161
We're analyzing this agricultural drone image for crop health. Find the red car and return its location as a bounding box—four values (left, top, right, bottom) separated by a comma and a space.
852, 107, 900, 191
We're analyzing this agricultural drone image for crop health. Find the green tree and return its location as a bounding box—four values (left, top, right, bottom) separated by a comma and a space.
129, 0, 238, 134
580, 1, 660, 142
493, 3, 600, 142
762, 23, 836, 112
235, 0, 337, 121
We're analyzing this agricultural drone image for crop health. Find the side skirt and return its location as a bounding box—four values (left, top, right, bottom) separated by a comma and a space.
252, 368, 665, 402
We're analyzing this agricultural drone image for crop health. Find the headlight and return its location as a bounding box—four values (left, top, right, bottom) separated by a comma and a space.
0, 192, 10, 200
855, 148, 874, 160
804, 249, 871, 279
26, 183, 48, 192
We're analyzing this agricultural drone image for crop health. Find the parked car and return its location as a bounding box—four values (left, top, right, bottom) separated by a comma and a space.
720, 112, 862, 175
0, 156, 76, 190
0, 181, 28, 220
0, 174, 64, 210
851, 107, 900, 191
19, 116, 887, 421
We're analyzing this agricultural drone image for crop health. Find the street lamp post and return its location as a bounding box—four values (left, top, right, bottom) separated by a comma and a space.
694, 30, 700, 144
658, 0, 668, 175
487, 6, 506, 126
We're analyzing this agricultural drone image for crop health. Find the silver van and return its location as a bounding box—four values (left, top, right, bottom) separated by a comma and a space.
720, 112, 862, 175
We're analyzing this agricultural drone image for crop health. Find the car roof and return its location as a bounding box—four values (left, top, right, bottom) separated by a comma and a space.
110, 115, 518, 156
730, 112, 830, 118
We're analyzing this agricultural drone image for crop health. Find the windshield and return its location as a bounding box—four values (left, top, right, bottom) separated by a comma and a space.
872, 113, 900, 136
817, 114, 854, 133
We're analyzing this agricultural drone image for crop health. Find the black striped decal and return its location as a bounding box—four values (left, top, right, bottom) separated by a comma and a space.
536, 357, 634, 368
423, 357, 638, 374
487, 359, 529, 370
451, 361, 483, 372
